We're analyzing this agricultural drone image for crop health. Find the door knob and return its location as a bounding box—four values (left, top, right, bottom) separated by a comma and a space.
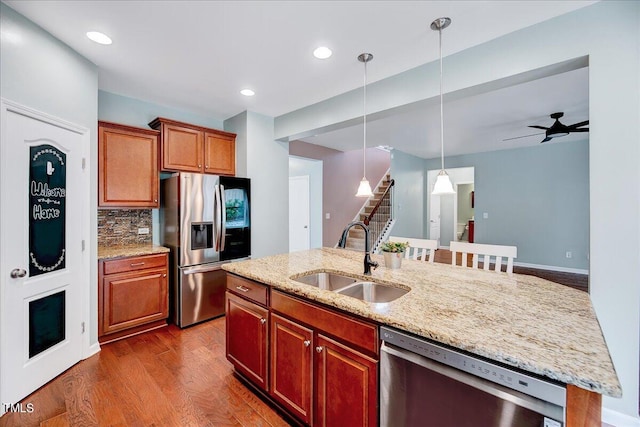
315, 346, 324, 353
303, 340, 311, 347
10, 268, 27, 278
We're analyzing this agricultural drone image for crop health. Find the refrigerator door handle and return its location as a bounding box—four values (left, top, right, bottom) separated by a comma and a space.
181, 263, 225, 275
219, 184, 226, 252
214, 184, 222, 251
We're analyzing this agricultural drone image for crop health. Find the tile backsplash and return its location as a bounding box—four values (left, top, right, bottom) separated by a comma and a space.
98, 209, 152, 246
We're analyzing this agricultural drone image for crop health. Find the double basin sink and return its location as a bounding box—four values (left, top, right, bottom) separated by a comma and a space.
291, 272, 409, 304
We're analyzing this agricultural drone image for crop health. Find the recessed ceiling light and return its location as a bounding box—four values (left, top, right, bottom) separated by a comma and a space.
240, 89, 255, 97
313, 46, 332, 59
86, 31, 112, 45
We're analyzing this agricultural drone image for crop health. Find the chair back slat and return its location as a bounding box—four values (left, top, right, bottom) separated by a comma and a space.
450, 241, 517, 275
389, 236, 438, 263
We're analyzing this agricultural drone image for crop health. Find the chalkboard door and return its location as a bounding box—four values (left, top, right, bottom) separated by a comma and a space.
0, 100, 89, 408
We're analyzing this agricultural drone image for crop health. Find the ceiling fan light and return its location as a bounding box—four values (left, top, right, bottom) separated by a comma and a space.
356, 178, 373, 197
432, 170, 456, 195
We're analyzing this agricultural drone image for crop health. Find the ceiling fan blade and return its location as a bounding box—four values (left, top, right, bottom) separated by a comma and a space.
502, 132, 545, 142
568, 128, 589, 132
540, 136, 552, 143
568, 120, 589, 129
528, 125, 548, 130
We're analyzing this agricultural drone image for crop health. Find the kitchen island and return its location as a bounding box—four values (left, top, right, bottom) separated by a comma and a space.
222, 247, 621, 426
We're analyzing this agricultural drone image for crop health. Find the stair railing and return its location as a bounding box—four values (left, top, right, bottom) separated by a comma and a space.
364, 179, 394, 252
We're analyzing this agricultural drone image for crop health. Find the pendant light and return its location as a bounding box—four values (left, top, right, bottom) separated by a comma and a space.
355, 53, 374, 198
431, 17, 456, 196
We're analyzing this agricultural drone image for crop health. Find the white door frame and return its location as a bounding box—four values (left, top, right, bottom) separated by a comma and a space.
289, 175, 310, 252
0, 99, 92, 413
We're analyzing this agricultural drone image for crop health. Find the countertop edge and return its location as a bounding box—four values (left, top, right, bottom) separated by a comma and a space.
98, 244, 170, 260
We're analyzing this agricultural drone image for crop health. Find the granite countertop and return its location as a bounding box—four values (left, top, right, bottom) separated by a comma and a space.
98, 244, 170, 260
222, 247, 622, 398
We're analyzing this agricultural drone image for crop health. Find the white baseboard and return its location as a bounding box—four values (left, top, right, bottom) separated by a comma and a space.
602, 407, 640, 427
84, 342, 101, 359
513, 261, 589, 275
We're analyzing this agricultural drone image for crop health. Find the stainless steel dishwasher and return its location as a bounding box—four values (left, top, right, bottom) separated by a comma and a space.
380, 326, 567, 427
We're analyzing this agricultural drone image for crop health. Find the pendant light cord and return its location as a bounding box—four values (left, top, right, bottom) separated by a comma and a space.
363, 58, 368, 179
438, 25, 445, 171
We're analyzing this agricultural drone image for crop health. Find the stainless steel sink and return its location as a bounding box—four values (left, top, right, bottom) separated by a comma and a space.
292, 272, 357, 291
336, 282, 409, 303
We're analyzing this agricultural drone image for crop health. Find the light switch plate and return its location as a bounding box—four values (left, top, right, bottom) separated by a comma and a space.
138, 227, 150, 235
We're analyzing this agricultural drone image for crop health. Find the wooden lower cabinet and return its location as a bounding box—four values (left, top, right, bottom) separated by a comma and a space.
99, 253, 169, 343
270, 313, 313, 424
270, 291, 378, 427
226, 291, 269, 391
225, 277, 378, 427
315, 334, 378, 427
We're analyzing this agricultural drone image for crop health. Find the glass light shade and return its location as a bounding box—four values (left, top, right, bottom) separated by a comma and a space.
432, 170, 456, 195
356, 178, 373, 197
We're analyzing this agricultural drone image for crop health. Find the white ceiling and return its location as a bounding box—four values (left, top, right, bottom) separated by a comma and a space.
5, 0, 594, 158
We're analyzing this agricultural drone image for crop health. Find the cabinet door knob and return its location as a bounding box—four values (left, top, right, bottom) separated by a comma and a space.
154, 199, 158, 203
260, 318, 266, 324
303, 340, 311, 347
205, 165, 209, 169
315, 346, 324, 353
162, 274, 167, 278
198, 164, 202, 168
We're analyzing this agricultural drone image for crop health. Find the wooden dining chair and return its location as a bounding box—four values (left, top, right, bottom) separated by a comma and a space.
450, 241, 517, 274
388, 236, 438, 263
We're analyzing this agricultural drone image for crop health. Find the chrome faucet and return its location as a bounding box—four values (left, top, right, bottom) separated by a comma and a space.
337, 221, 379, 275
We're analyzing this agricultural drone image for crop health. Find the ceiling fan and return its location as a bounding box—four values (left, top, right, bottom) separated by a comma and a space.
504, 112, 589, 143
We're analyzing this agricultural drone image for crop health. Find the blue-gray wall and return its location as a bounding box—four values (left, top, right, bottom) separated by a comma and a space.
98, 90, 223, 130
1, 3, 99, 343
426, 140, 590, 271
392, 139, 590, 271
226, 111, 289, 258
389, 150, 425, 238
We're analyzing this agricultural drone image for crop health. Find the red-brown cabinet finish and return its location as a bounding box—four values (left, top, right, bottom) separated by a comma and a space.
315, 334, 378, 427
98, 253, 168, 343
98, 121, 160, 208
270, 313, 313, 424
226, 291, 269, 390
149, 117, 236, 176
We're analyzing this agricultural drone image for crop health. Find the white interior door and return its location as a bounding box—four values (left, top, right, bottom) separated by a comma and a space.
0, 100, 89, 412
289, 175, 310, 252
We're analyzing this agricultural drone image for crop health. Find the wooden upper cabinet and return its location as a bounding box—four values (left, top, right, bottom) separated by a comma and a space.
204, 131, 235, 175
149, 117, 236, 176
98, 121, 159, 208
160, 122, 203, 172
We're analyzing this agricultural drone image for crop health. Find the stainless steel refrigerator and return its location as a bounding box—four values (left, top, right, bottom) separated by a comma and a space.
160, 172, 250, 327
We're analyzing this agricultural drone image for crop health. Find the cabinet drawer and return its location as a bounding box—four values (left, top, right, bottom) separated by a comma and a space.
226, 274, 268, 306
102, 254, 167, 275
271, 290, 378, 357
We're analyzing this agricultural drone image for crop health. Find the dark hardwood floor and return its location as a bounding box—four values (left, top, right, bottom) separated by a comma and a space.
0, 255, 589, 427
0, 318, 291, 427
